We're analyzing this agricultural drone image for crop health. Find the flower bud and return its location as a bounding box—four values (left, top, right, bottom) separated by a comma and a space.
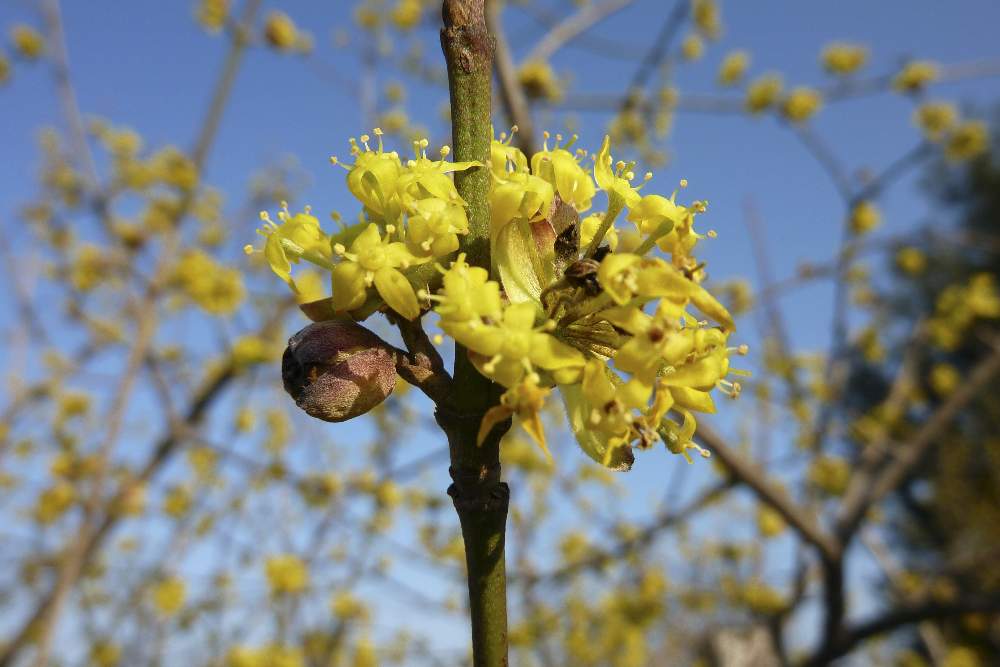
282, 321, 397, 423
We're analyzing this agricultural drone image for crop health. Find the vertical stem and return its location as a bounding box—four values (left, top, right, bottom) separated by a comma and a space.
439, 1, 509, 665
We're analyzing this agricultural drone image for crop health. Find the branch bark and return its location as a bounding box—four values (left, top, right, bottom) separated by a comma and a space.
439, 2, 510, 665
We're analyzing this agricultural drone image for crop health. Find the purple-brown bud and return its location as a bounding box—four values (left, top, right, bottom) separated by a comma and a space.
282, 320, 397, 423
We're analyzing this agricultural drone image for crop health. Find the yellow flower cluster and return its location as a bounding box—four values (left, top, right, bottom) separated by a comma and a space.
195, 0, 229, 33
250, 130, 477, 320
264, 11, 311, 54
265, 554, 310, 595
780, 87, 823, 124
518, 60, 563, 102
893, 60, 938, 93
911, 102, 990, 162
717, 50, 749, 87
227, 645, 304, 667
821, 42, 868, 75
928, 273, 1000, 350
745, 74, 783, 114
171, 249, 245, 315
150, 576, 186, 617
10, 24, 45, 60
430, 133, 743, 467
848, 200, 881, 236
944, 120, 989, 163
253, 130, 743, 470
913, 102, 958, 141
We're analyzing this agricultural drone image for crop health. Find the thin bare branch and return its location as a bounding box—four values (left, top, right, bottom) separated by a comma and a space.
836, 342, 1000, 539
696, 424, 841, 561
525, 0, 634, 65
486, 1, 536, 155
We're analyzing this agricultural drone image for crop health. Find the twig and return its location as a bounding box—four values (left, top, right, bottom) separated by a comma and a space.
390, 315, 454, 405
485, 1, 536, 155
837, 342, 1000, 539
515, 479, 733, 585
525, 0, 634, 65
618, 0, 689, 113
696, 424, 841, 561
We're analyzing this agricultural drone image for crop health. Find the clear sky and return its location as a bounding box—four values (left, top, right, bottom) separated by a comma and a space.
2, 0, 999, 661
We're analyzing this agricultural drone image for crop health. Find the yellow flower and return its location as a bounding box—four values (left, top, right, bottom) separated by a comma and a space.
913, 102, 958, 142
254, 204, 334, 293
89, 641, 121, 667
264, 11, 299, 51
34, 482, 75, 524
232, 335, 272, 367
395, 139, 479, 210
757, 506, 786, 538
227, 645, 304, 667
821, 42, 868, 75
944, 121, 989, 162
265, 554, 309, 595
745, 74, 783, 114
780, 87, 822, 123
681, 34, 704, 62
692, 0, 722, 40
428, 254, 503, 323
331, 592, 370, 620
0, 55, 10, 85
893, 60, 939, 93
596, 253, 734, 331
593, 135, 642, 209
717, 50, 749, 87
10, 25, 45, 60
163, 485, 192, 518
443, 301, 585, 388
578, 360, 637, 462
607, 300, 734, 410
560, 365, 635, 470
532, 133, 596, 212
151, 576, 186, 617
344, 136, 405, 219
478, 376, 553, 455
518, 60, 563, 102
808, 456, 850, 495
930, 363, 960, 396
390, 0, 422, 30
489, 170, 555, 232
742, 581, 786, 614
580, 213, 618, 251
848, 200, 881, 235
195, 0, 229, 33
172, 249, 245, 314
896, 246, 927, 275
332, 222, 420, 319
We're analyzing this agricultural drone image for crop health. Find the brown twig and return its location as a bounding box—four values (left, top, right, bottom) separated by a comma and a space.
696, 424, 841, 561
485, 1, 536, 155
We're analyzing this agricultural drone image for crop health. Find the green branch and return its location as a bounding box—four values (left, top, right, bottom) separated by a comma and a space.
439, 1, 510, 665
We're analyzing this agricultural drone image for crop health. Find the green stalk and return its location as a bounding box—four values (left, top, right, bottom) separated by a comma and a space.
439, 1, 510, 665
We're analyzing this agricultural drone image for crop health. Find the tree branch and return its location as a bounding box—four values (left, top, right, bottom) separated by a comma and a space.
485, 0, 536, 155
696, 424, 841, 561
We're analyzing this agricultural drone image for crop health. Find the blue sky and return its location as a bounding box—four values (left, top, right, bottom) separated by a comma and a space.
2, 0, 1000, 661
